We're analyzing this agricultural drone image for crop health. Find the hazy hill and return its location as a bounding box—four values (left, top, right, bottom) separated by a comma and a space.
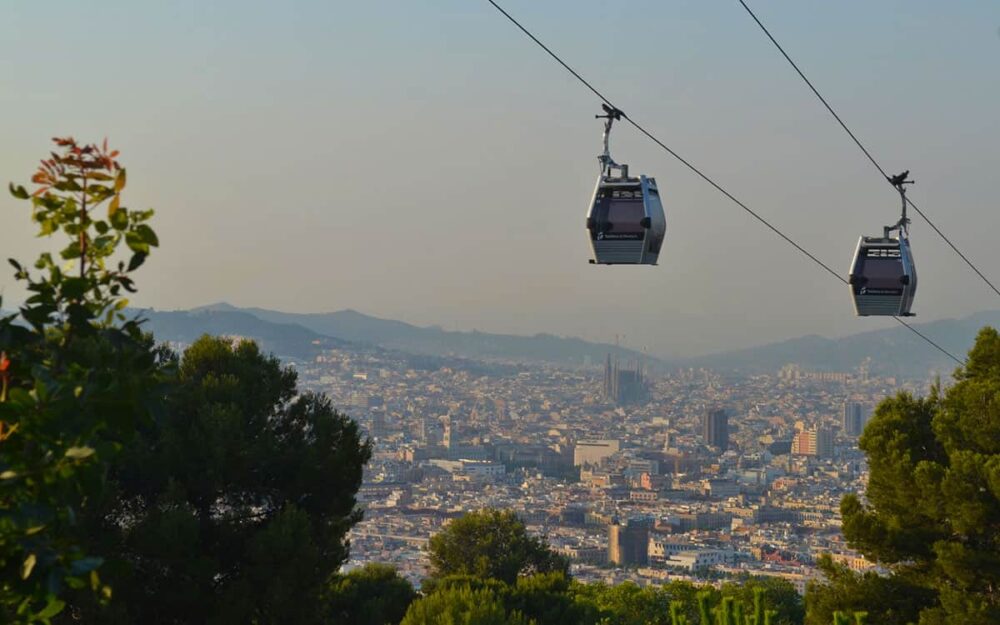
192, 303, 650, 367
676, 311, 1000, 378
137, 308, 348, 360
125, 304, 1000, 378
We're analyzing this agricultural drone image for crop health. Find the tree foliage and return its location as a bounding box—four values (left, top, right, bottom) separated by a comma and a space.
407, 572, 805, 625
75, 335, 372, 624
804, 554, 931, 625
841, 327, 1000, 624
327, 563, 417, 625
428, 509, 569, 585
720, 577, 802, 625
0, 138, 162, 623
401, 585, 532, 625
506, 573, 600, 625
567, 578, 792, 625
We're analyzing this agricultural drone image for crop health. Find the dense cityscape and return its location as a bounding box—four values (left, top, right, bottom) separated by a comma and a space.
3, 2, 997, 621
289, 343, 923, 594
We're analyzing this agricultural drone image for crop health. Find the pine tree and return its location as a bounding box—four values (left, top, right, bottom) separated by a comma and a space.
841, 327, 1000, 624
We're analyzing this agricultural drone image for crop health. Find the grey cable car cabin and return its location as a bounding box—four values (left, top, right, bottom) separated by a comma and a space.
586, 105, 666, 265
848, 172, 917, 316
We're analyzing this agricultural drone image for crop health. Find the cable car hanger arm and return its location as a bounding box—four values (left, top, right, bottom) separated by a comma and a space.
885, 170, 914, 238
596, 104, 625, 175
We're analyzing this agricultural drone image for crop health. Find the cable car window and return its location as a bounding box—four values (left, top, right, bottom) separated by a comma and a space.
605, 199, 645, 236
859, 257, 904, 291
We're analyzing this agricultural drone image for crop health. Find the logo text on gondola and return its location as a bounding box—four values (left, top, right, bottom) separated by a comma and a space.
859, 287, 903, 295
597, 233, 642, 240
866, 248, 901, 258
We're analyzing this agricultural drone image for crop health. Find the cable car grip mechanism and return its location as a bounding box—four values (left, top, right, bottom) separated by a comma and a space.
596, 104, 627, 178
884, 170, 914, 239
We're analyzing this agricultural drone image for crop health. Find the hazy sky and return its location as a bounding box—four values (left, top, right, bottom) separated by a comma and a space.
1, 1, 998, 358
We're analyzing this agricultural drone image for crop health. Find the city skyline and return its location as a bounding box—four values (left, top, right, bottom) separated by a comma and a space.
317, 319, 906, 590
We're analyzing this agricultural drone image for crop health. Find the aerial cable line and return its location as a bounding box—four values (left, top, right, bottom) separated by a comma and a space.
483, 0, 965, 367
483, 0, 840, 282
736, 0, 1000, 299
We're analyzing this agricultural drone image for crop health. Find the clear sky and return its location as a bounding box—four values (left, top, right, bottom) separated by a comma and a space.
1, 1, 998, 358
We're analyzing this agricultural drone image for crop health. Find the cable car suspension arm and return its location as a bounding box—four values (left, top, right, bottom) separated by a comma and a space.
596, 104, 625, 176
885, 170, 914, 238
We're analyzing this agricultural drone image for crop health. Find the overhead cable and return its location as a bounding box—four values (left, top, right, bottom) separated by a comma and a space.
736, 0, 1000, 299
483, 0, 965, 366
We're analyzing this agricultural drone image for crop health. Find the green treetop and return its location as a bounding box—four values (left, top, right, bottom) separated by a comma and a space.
841, 327, 1000, 624
428, 508, 569, 585
326, 563, 417, 625
73, 335, 372, 624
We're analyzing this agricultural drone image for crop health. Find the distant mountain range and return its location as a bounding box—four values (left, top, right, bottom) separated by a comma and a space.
139, 308, 348, 359
676, 311, 1000, 377
139, 303, 651, 367
125, 304, 1000, 377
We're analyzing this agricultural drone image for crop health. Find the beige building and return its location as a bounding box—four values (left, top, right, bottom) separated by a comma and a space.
828, 552, 877, 572
573, 439, 620, 466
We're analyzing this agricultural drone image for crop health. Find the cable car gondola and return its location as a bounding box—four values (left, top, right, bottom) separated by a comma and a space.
586, 105, 666, 265
848, 171, 917, 316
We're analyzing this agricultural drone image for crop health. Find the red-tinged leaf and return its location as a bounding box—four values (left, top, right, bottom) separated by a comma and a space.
0, 352, 10, 372
110, 150, 120, 158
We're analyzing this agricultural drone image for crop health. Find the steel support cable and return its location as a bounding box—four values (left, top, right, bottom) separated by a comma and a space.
736, 0, 1000, 299
484, 0, 965, 366
484, 0, 842, 283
